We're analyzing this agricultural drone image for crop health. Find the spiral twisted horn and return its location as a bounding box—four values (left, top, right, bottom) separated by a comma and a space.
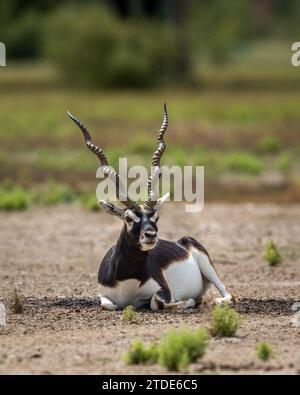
144, 103, 168, 208
67, 111, 135, 208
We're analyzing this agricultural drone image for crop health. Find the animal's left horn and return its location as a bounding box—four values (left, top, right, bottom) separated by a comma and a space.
144, 103, 168, 208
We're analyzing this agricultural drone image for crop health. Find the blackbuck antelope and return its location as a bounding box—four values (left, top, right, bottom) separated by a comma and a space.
67, 105, 235, 311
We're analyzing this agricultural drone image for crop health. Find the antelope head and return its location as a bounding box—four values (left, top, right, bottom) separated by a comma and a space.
67, 104, 169, 251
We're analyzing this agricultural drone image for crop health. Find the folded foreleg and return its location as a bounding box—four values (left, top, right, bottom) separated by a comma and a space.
150, 271, 196, 311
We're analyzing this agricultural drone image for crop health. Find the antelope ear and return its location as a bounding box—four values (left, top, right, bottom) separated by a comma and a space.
98, 201, 123, 219
155, 193, 170, 211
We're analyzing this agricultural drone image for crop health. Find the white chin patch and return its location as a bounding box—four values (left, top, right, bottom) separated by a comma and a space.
139, 240, 157, 251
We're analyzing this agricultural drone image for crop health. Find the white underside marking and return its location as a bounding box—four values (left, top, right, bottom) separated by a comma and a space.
99, 278, 160, 309
162, 257, 203, 302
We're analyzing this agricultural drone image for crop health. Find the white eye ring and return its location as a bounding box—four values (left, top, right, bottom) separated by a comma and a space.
124, 210, 140, 223
150, 214, 159, 222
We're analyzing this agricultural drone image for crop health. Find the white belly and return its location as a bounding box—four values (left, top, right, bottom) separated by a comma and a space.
163, 257, 203, 301
99, 278, 160, 308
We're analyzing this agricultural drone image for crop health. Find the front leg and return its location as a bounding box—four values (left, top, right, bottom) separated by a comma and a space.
150, 272, 195, 311
150, 292, 196, 311
100, 295, 119, 311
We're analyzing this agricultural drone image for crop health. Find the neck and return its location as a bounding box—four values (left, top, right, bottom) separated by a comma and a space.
114, 226, 149, 275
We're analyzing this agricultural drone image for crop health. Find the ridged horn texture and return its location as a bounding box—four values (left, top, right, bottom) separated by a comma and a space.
67, 111, 135, 208
144, 103, 168, 209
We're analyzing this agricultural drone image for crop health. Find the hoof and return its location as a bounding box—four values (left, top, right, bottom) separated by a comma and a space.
185, 298, 196, 308
213, 294, 236, 306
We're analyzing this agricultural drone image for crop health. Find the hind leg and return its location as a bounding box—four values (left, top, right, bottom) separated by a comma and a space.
195, 250, 235, 305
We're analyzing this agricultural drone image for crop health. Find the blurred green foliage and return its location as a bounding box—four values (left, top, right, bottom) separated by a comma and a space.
43, 5, 176, 88
188, 0, 250, 64
0, 186, 29, 210
256, 136, 281, 154
1, 11, 42, 59
1, 0, 300, 87
1, 0, 300, 203
32, 183, 76, 205
222, 152, 264, 175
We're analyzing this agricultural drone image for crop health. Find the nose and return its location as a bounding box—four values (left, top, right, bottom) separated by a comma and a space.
144, 230, 157, 238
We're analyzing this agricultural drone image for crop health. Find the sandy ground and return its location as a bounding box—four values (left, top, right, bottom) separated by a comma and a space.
0, 203, 299, 375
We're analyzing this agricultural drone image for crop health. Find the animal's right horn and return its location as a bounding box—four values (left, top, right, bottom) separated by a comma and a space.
67, 112, 135, 208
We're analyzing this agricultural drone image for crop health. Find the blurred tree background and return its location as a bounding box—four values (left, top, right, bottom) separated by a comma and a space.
0, 0, 300, 209
1, 0, 300, 87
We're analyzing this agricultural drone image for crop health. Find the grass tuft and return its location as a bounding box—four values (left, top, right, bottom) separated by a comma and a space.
264, 240, 282, 266
256, 341, 273, 361
124, 339, 159, 365
122, 305, 136, 323
211, 304, 240, 337
158, 328, 210, 371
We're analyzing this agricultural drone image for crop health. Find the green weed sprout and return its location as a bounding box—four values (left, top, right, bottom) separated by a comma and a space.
264, 241, 282, 266
122, 305, 135, 322
211, 304, 240, 337
256, 341, 273, 361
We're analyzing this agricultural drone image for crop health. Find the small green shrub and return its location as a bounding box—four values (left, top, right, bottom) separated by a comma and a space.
176, 328, 210, 363
264, 240, 282, 266
158, 328, 210, 371
145, 342, 160, 364
124, 339, 159, 365
122, 305, 135, 322
158, 330, 190, 371
0, 187, 29, 210
211, 304, 240, 337
256, 341, 273, 361
257, 136, 281, 154
223, 152, 264, 175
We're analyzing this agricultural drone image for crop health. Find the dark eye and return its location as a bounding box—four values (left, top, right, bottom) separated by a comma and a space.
125, 217, 133, 223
